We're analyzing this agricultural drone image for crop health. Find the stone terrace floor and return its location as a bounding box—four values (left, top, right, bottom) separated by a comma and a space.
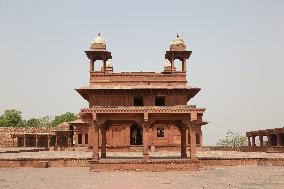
1, 148, 284, 159
1, 166, 284, 189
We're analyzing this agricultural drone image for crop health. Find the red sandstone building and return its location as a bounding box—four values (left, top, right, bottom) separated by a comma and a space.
73, 34, 207, 161
246, 127, 284, 149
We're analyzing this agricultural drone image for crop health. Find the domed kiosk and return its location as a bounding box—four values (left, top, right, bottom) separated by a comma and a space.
165, 34, 192, 73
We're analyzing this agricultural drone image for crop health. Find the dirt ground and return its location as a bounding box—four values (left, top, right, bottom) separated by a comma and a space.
0, 166, 284, 189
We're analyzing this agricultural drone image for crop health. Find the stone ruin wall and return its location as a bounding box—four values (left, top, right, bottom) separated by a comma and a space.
0, 127, 54, 148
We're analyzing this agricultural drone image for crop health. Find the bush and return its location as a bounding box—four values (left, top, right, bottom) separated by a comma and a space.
217, 130, 247, 147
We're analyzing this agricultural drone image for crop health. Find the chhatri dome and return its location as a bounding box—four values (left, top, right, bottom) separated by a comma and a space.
170, 34, 187, 51
90, 33, 106, 51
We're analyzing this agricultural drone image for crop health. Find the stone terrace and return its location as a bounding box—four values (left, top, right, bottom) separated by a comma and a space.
1, 150, 284, 160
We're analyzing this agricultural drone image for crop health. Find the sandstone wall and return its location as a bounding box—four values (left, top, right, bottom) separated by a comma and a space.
0, 127, 54, 148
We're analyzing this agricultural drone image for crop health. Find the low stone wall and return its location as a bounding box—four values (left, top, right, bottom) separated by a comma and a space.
200, 158, 284, 166
0, 158, 90, 168
1, 157, 284, 169
87, 145, 202, 152
0, 127, 54, 148
90, 160, 200, 171
267, 147, 284, 153
202, 146, 241, 151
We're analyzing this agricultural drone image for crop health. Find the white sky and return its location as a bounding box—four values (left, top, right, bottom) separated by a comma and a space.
0, 0, 283, 145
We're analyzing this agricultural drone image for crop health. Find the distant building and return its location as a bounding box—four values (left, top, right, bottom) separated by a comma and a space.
247, 128, 284, 147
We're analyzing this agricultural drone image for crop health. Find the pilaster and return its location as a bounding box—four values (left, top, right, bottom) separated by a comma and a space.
189, 122, 197, 161
101, 127, 107, 158
143, 113, 149, 161
92, 113, 100, 160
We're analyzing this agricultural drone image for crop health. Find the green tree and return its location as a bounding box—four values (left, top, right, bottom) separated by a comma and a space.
39, 116, 53, 126
25, 118, 41, 127
50, 112, 76, 127
217, 130, 247, 147
0, 109, 23, 127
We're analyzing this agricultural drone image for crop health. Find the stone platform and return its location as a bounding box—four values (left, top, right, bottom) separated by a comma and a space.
1, 149, 284, 170
89, 159, 200, 171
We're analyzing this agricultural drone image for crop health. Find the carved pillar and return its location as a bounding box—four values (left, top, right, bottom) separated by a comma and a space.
189, 123, 197, 161
12, 136, 15, 147
169, 125, 174, 144
103, 57, 106, 74
252, 136, 256, 146
170, 58, 174, 72
277, 132, 281, 146
247, 136, 251, 146
259, 135, 263, 146
182, 58, 186, 72
143, 120, 149, 161
23, 135, 26, 147
181, 124, 187, 158
55, 135, 58, 147
47, 135, 51, 148
67, 133, 70, 147
90, 59, 94, 72
267, 135, 272, 146
101, 127, 107, 158
35, 135, 38, 147
92, 119, 100, 160
125, 125, 130, 145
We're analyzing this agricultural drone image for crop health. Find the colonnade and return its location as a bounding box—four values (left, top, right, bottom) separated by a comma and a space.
91, 116, 198, 161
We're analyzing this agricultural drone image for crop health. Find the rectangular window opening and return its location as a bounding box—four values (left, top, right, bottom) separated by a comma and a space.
157, 127, 164, 137
134, 97, 143, 106
155, 96, 165, 106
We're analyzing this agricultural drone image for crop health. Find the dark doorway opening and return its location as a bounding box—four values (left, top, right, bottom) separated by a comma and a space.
271, 134, 277, 146
130, 125, 143, 145
155, 96, 165, 106
280, 134, 284, 146
134, 97, 143, 106
196, 134, 200, 144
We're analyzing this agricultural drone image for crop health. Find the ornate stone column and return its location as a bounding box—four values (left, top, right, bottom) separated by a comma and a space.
189, 122, 197, 161
268, 135, 272, 146
252, 136, 256, 146
247, 136, 251, 146
90, 59, 94, 72
47, 135, 51, 148
143, 120, 149, 161
67, 133, 71, 147
12, 135, 15, 147
259, 135, 264, 146
170, 58, 174, 72
103, 57, 107, 73
182, 58, 186, 72
23, 135, 26, 147
92, 115, 100, 160
180, 123, 188, 158
101, 127, 107, 158
35, 135, 38, 147
277, 132, 281, 146
55, 135, 58, 148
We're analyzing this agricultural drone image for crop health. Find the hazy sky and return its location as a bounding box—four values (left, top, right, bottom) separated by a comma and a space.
0, 0, 283, 145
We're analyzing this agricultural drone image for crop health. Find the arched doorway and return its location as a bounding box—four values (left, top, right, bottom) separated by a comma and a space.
130, 124, 143, 145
